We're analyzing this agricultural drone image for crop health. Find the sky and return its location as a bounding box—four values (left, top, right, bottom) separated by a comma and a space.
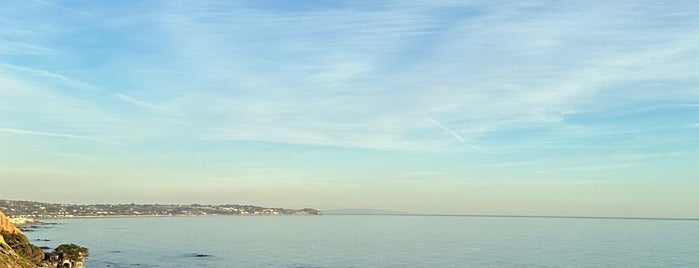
1, 0, 698, 218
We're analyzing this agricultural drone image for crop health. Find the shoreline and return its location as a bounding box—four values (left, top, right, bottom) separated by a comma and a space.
31, 213, 323, 221
21, 213, 699, 222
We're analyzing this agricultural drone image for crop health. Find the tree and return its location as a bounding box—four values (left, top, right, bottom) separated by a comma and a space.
54, 244, 89, 262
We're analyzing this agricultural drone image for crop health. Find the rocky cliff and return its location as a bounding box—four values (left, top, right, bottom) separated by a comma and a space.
0, 212, 22, 235
0, 211, 34, 268
1, 235, 35, 268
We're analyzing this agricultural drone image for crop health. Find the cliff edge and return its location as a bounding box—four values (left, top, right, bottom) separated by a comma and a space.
0, 211, 34, 268
0, 212, 22, 235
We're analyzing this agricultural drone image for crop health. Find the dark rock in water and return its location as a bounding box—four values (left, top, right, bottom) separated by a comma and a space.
36, 239, 51, 241
188, 253, 212, 258
110, 250, 123, 253
39, 246, 51, 250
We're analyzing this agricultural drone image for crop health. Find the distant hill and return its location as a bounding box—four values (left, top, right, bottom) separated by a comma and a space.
0, 199, 322, 218
323, 209, 405, 215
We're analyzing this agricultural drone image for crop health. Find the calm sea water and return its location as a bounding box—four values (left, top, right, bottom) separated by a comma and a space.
24, 215, 699, 267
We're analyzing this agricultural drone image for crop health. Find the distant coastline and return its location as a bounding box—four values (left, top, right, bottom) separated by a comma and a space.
0, 199, 322, 220
5, 199, 696, 222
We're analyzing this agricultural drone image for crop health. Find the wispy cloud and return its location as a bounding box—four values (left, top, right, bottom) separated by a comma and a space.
0, 41, 53, 55
0, 127, 106, 143
48, 152, 100, 160
132, 0, 699, 153
29, 0, 91, 16
0, 62, 99, 91
2, 0, 699, 214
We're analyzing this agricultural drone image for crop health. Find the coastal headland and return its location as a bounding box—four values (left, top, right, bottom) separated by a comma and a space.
1, 200, 322, 219
2, 210, 88, 268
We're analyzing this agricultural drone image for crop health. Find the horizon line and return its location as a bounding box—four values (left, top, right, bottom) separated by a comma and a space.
3, 199, 697, 221
324, 213, 699, 222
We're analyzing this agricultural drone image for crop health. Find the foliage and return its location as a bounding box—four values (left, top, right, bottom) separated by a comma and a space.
0, 231, 44, 264
0, 253, 36, 268
54, 244, 89, 262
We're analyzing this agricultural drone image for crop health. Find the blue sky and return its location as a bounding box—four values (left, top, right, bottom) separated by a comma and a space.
1, 0, 698, 217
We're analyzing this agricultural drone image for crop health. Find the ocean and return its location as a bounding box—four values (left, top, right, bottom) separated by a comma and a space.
24, 215, 699, 267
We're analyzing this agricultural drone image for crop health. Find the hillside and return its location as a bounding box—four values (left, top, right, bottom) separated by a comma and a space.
0, 211, 34, 268
1, 199, 322, 217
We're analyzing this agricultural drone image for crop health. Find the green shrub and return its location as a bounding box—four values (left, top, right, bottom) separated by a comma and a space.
54, 244, 89, 262
0, 231, 45, 264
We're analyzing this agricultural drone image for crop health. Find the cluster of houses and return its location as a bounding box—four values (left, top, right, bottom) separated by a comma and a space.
45, 251, 84, 268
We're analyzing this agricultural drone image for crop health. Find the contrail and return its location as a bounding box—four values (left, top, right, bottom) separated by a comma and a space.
424, 114, 484, 152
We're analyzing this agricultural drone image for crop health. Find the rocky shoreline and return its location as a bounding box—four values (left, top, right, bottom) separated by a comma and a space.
1, 211, 87, 268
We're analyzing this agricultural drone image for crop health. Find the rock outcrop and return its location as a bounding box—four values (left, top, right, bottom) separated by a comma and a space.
0, 211, 34, 268
0, 212, 22, 236
1, 210, 87, 268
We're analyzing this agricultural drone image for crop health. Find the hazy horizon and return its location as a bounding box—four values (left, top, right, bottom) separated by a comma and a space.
1, 1, 699, 218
